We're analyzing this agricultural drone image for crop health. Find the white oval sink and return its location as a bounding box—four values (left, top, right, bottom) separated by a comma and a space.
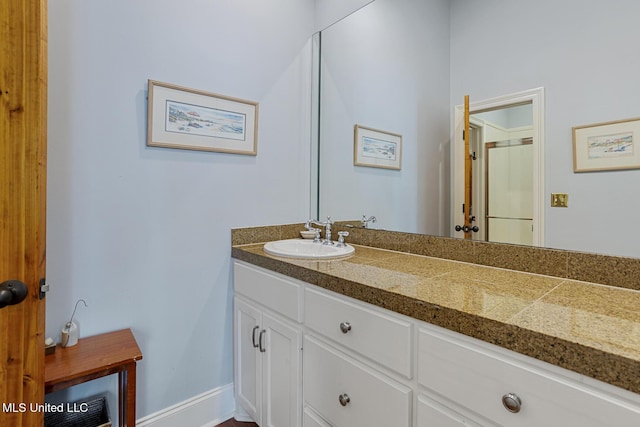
264, 239, 354, 260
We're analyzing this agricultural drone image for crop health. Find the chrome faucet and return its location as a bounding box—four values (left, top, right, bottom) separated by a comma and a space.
361, 214, 377, 228
305, 216, 334, 245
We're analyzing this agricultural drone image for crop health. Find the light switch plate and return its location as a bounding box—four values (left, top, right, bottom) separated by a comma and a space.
551, 193, 568, 207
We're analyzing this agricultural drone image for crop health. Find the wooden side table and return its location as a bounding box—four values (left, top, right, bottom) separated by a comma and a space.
45, 328, 143, 427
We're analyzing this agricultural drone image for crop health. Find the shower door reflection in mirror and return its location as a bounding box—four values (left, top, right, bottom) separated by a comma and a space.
452, 89, 544, 247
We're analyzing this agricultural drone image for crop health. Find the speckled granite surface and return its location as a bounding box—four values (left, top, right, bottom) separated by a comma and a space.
231, 224, 640, 394
232, 222, 640, 290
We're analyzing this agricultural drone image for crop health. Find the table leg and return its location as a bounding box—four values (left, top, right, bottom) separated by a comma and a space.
127, 363, 137, 426
118, 362, 137, 427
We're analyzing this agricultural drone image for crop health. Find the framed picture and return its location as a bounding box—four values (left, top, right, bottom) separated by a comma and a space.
147, 80, 258, 155
354, 124, 402, 170
572, 117, 640, 172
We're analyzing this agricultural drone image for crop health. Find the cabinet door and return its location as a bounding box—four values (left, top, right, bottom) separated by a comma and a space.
416, 394, 483, 427
262, 312, 302, 427
235, 297, 262, 423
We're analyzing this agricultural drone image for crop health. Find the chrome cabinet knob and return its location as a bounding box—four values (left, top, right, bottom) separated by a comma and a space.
339, 321, 352, 334
502, 393, 522, 413
338, 393, 350, 407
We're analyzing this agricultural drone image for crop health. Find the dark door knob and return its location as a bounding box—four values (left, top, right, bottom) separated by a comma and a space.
0, 280, 28, 309
455, 225, 480, 233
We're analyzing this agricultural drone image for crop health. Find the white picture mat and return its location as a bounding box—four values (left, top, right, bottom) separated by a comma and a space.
354, 124, 402, 170
573, 118, 640, 172
147, 80, 258, 155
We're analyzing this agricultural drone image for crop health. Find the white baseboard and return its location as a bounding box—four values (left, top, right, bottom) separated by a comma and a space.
233, 404, 253, 422
136, 383, 235, 427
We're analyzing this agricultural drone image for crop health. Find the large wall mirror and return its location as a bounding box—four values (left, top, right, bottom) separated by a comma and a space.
313, 0, 640, 258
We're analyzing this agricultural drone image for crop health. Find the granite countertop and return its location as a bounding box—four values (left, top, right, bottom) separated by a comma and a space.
232, 241, 640, 395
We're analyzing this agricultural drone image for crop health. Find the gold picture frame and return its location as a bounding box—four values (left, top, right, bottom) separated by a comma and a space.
354, 124, 402, 170
147, 80, 258, 155
572, 117, 640, 172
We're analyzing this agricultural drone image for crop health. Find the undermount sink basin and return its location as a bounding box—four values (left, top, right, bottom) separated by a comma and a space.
263, 239, 354, 260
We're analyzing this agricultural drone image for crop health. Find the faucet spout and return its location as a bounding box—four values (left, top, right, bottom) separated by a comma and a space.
304, 220, 322, 243
361, 215, 377, 228
306, 216, 334, 244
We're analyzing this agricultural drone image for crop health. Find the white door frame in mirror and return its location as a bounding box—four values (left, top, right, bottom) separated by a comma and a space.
453, 87, 545, 247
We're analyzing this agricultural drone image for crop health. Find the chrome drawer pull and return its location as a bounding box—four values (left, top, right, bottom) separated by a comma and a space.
339, 322, 352, 334
338, 393, 351, 407
502, 393, 522, 413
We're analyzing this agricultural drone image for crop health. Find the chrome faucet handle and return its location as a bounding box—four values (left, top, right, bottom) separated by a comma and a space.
312, 228, 322, 243
336, 231, 349, 247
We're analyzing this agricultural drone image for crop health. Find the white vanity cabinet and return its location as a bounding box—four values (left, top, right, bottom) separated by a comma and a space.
233, 260, 640, 427
234, 262, 303, 427
304, 287, 413, 379
303, 286, 413, 427
416, 394, 483, 427
303, 407, 332, 427
303, 335, 412, 427
417, 327, 640, 427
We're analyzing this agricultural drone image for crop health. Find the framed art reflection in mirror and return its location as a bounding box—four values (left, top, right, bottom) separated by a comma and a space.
354, 124, 402, 170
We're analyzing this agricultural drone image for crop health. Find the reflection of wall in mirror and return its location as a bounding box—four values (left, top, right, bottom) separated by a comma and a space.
451, 0, 640, 257
314, 0, 375, 32
318, 0, 451, 235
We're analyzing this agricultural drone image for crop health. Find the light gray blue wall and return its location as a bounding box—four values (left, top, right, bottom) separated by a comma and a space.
451, 0, 640, 257
45, 1, 640, 422
319, 0, 451, 235
46, 0, 315, 421
314, 0, 374, 31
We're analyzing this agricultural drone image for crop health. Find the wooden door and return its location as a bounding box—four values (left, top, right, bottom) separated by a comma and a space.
0, 0, 48, 425
463, 95, 472, 238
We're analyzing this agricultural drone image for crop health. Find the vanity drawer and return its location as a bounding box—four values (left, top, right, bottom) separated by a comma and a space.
234, 261, 302, 322
304, 335, 411, 427
303, 407, 332, 427
418, 327, 640, 427
305, 287, 413, 378
416, 394, 483, 427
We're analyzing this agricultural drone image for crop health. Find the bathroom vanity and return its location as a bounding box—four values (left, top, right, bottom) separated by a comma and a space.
231, 225, 640, 427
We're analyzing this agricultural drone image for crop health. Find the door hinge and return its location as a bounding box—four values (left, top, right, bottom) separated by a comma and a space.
39, 278, 49, 299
